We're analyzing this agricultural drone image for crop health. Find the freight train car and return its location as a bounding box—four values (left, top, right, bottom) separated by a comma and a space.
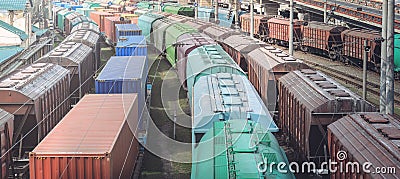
328, 113, 400, 179
0, 63, 70, 158
278, 69, 376, 162
246, 46, 309, 110
221, 34, 266, 72
63, 29, 101, 72
164, 23, 197, 66
176, 32, 216, 89
267, 17, 303, 47
71, 21, 100, 34
116, 36, 148, 56
104, 16, 131, 44
191, 73, 279, 142
64, 12, 83, 35
341, 28, 381, 69
90, 11, 113, 33
186, 44, 246, 99
37, 42, 94, 104
301, 21, 348, 60
202, 24, 241, 41
138, 13, 165, 42
240, 13, 272, 40
29, 94, 139, 178
0, 109, 13, 179
191, 120, 295, 178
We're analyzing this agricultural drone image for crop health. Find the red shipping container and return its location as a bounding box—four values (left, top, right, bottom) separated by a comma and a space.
29, 94, 139, 179
104, 16, 131, 44
90, 11, 113, 32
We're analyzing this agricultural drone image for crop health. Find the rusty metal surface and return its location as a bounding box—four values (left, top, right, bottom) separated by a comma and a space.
89, 11, 113, 32
240, 14, 272, 35
247, 46, 309, 108
104, 16, 131, 44
0, 63, 70, 156
222, 34, 266, 66
278, 69, 376, 161
29, 94, 139, 179
267, 17, 303, 42
328, 113, 400, 179
202, 25, 241, 41
176, 33, 217, 90
341, 28, 381, 62
0, 108, 13, 179
302, 21, 348, 52
37, 42, 93, 101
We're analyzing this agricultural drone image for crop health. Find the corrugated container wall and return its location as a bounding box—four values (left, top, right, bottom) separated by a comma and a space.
104, 16, 131, 44
95, 56, 148, 130
0, 109, 13, 179
0, 63, 70, 157
90, 11, 113, 32
116, 36, 147, 56
115, 24, 142, 40
29, 94, 139, 179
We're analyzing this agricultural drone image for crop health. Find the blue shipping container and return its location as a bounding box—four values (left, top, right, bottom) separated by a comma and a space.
95, 56, 148, 130
116, 36, 147, 56
115, 24, 142, 40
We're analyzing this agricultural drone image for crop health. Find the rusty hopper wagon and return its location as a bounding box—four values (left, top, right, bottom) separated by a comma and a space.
29, 94, 139, 178
0, 63, 70, 158
278, 69, 376, 162
246, 46, 309, 110
328, 113, 400, 179
37, 42, 94, 104
0, 109, 13, 179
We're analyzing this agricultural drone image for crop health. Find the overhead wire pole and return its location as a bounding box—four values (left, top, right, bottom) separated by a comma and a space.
215, 0, 219, 24
250, 0, 254, 37
386, 0, 395, 114
363, 40, 368, 104
234, 0, 239, 30
289, 0, 294, 56
380, 0, 388, 113
323, 0, 327, 23
194, 0, 198, 19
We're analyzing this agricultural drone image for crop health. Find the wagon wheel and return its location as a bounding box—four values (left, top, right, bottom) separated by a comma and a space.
259, 29, 266, 42
300, 45, 308, 52
267, 38, 275, 44
328, 51, 338, 61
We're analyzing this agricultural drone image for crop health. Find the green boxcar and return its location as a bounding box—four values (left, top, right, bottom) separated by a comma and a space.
57, 9, 73, 32
85, 2, 101, 9
152, 18, 175, 53
186, 45, 245, 99
164, 23, 197, 66
191, 120, 295, 179
137, 1, 151, 9
138, 13, 164, 41
395, 34, 400, 73
162, 5, 195, 17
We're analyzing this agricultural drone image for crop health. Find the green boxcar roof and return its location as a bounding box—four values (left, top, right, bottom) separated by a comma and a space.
191, 120, 295, 179
163, 5, 181, 14
395, 34, 400, 72
0, 46, 24, 64
186, 45, 245, 99
138, 13, 165, 41
165, 23, 197, 66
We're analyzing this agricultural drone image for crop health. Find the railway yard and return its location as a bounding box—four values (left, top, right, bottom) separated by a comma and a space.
0, 0, 399, 178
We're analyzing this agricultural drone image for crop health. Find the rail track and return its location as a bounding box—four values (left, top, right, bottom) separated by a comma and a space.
301, 58, 400, 106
